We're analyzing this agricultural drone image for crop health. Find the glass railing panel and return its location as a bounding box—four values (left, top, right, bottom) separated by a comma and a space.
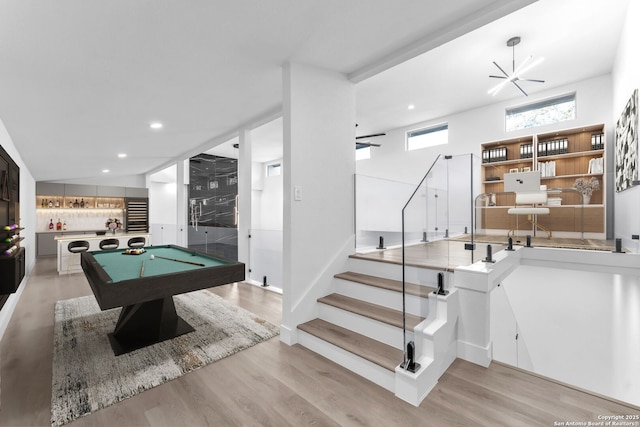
442, 154, 480, 266
354, 174, 416, 252
402, 155, 479, 371
187, 225, 238, 260
474, 187, 587, 246
399, 153, 480, 373
249, 228, 283, 292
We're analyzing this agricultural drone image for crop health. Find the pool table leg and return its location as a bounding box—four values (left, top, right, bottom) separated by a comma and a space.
108, 296, 195, 356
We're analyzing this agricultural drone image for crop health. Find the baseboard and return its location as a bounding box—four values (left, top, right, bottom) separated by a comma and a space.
245, 279, 283, 294
279, 324, 296, 345
492, 361, 640, 411
457, 339, 492, 367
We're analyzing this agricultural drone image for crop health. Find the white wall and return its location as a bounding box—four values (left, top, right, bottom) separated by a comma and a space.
249, 159, 283, 289
612, 0, 640, 251
494, 263, 640, 407
357, 74, 614, 238
254, 162, 283, 231
281, 62, 355, 343
357, 74, 614, 185
149, 179, 178, 245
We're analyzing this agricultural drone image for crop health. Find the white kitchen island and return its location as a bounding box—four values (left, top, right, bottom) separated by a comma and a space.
55, 232, 152, 275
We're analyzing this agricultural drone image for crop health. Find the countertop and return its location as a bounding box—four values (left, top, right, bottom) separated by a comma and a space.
38, 229, 112, 234
54, 231, 150, 241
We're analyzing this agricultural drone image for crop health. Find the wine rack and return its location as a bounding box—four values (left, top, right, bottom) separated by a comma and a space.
125, 198, 149, 232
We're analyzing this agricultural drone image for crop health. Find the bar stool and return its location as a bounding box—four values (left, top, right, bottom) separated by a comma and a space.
67, 240, 90, 272
127, 236, 146, 248
99, 238, 120, 250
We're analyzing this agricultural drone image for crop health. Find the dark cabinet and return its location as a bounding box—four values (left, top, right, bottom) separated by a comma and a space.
0, 246, 25, 294
0, 144, 24, 296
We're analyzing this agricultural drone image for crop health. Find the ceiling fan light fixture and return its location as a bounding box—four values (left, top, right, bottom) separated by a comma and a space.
488, 36, 545, 96
517, 56, 544, 78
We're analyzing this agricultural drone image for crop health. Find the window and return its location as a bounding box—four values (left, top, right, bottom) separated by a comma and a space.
506, 93, 576, 132
406, 124, 448, 151
355, 145, 371, 161
266, 162, 281, 177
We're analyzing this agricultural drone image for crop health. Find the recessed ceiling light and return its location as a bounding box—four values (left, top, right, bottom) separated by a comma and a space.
118, 153, 127, 158
102, 169, 110, 173
149, 122, 163, 129
408, 104, 415, 110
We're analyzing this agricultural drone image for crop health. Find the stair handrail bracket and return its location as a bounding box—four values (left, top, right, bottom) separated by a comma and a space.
394, 287, 460, 406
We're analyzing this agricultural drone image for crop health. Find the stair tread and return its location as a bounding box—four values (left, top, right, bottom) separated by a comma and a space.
335, 271, 436, 298
298, 318, 402, 372
318, 293, 424, 330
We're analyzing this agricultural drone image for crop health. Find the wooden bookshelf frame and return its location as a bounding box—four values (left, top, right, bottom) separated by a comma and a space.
479, 124, 606, 238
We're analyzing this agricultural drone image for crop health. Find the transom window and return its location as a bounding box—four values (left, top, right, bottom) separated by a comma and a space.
355, 145, 371, 161
406, 124, 448, 151
266, 162, 281, 177
506, 93, 576, 132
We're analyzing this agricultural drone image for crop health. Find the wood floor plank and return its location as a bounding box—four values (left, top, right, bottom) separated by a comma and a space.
0, 257, 637, 427
335, 271, 436, 297
298, 318, 402, 371
318, 293, 424, 329
221, 349, 342, 427
434, 371, 557, 426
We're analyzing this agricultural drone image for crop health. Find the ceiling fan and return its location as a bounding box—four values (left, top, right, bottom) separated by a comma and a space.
355, 124, 385, 148
355, 133, 385, 149
488, 36, 545, 96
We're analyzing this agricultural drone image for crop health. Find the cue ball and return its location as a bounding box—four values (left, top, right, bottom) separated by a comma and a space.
150, 254, 155, 260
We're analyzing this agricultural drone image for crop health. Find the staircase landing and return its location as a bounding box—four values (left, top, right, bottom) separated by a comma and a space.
351, 239, 503, 271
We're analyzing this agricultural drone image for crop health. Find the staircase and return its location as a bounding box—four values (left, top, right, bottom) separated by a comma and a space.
296, 256, 459, 405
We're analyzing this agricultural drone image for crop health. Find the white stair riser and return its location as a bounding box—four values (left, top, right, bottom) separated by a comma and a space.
335, 279, 429, 317
298, 330, 396, 392
317, 303, 411, 349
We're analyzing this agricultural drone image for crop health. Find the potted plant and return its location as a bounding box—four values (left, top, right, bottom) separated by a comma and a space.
574, 177, 600, 204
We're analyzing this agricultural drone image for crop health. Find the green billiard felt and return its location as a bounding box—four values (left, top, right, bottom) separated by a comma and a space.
91, 246, 228, 283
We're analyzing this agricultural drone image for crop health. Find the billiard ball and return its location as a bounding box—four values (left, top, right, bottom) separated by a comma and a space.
150, 254, 155, 260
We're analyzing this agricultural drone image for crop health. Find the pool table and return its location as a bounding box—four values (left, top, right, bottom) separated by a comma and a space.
81, 244, 245, 355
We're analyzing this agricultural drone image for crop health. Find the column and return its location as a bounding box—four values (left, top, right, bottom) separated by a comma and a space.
176, 159, 188, 247
237, 128, 252, 277
281, 62, 356, 344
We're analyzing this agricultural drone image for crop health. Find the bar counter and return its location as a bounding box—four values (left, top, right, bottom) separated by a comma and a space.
56, 231, 152, 275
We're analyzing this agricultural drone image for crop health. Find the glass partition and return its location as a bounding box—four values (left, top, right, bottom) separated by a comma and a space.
400, 154, 479, 268
354, 175, 416, 251
474, 187, 586, 243
399, 153, 480, 372
249, 228, 283, 292
187, 225, 238, 260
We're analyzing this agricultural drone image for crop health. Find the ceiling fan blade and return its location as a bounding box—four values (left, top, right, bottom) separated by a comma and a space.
355, 133, 386, 140
356, 142, 381, 149
520, 78, 545, 83
489, 75, 508, 79
492, 61, 510, 78
512, 80, 528, 96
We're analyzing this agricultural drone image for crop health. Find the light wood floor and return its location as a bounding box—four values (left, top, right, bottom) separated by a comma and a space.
353, 234, 616, 271
1, 258, 637, 426
352, 239, 506, 271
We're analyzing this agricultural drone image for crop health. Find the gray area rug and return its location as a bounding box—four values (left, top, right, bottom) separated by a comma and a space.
51, 290, 279, 427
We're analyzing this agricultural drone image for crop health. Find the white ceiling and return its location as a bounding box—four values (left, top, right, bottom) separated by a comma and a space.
0, 0, 629, 183
356, 0, 630, 136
